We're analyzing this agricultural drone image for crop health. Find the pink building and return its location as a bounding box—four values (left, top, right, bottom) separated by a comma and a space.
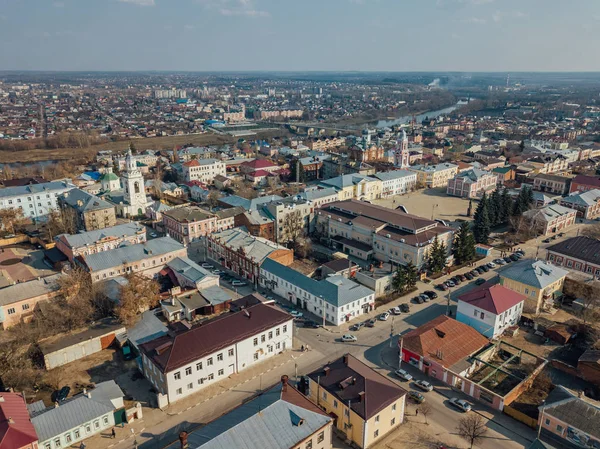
162, 206, 218, 245
447, 168, 497, 199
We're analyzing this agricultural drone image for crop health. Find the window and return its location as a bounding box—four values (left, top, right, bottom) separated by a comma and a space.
7, 308, 15, 315
208, 373, 214, 380
344, 409, 349, 417
196, 362, 203, 371
545, 418, 550, 426
103, 415, 109, 425
188, 383, 193, 390
228, 349, 234, 357
94, 420, 100, 429
185, 367, 192, 376
317, 431, 324, 443
322, 391, 327, 400
254, 353, 259, 361
480, 312, 484, 319
525, 288, 529, 295
176, 388, 182, 395
557, 425, 563, 433
45, 444, 51, 449
174, 372, 181, 380
305, 440, 313, 449
473, 309, 478, 317
86, 425, 91, 434
22, 303, 29, 311
198, 378, 204, 385
333, 400, 338, 408
276, 328, 280, 336
207, 357, 213, 366
391, 418, 396, 426
253, 338, 258, 346
261, 335, 266, 343
375, 415, 380, 423
54, 439, 61, 448
74, 430, 80, 439
66, 433, 72, 443
218, 369, 224, 376
392, 403, 396, 411
268, 331, 273, 339
217, 353, 223, 361
374, 430, 379, 438
283, 325, 287, 333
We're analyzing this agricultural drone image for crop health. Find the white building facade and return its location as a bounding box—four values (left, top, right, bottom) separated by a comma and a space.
0, 181, 75, 221
182, 158, 227, 184
373, 170, 417, 197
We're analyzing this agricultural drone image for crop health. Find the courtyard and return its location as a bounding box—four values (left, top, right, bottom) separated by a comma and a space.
374, 187, 474, 222
0, 244, 55, 288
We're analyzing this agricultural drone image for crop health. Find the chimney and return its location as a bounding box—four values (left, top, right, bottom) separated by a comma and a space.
281, 375, 289, 392
7, 417, 14, 424
324, 367, 330, 377
83, 388, 87, 395
343, 354, 349, 365
86, 391, 92, 399
179, 431, 188, 449
54, 402, 59, 408
171, 297, 176, 306
359, 391, 365, 402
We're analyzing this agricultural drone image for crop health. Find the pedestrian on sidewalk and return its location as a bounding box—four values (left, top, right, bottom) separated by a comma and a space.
111, 428, 116, 439
79, 443, 86, 449
416, 409, 419, 416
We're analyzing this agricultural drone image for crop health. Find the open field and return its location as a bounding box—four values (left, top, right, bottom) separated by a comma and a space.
374, 187, 474, 223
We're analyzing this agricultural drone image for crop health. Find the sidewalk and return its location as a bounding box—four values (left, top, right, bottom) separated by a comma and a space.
77, 347, 320, 449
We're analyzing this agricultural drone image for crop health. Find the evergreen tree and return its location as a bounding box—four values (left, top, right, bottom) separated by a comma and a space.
490, 187, 502, 226
428, 235, 447, 274
525, 186, 535, 209
512, 186, 534, 216
473, 193, 491, 244
404, 262, 419, 291
392, 265, 407, 293
500, 188, 512, 223
454, 221, 476, 264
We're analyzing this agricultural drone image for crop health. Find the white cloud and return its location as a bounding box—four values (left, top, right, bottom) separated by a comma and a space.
463, 17, 486, 24
118, 0, 155, 6
220, 8, 269, 17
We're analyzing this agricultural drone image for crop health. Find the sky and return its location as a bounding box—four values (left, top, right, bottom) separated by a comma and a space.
1, 0, 599, 72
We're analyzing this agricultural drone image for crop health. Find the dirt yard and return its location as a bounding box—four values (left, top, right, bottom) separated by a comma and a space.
374, 188, 473, 223
373, 421, 459, 449
0, 245, 56, 287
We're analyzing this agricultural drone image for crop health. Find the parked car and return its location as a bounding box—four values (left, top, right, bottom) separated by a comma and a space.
451, 277, 462, 285
201, 263, 214, 269
445, 280, 455, 287
341, 334, 357, 342
366, 319, 377, 327
504, 256, 513, 263
350, 322, 364, 331
470, 270, 480, 277
543, 238, 551, 243
424, 291, 438, 299
391, 307, 402, 315
419, 294, 430, 302
551, 235, 558, 240
516, 249, 525, 255
480, 265, 489, 272
289, 310, 303, 318
464, 272, 473, 280
414, 296, 424, 304
487, 262, 496, 268
414, 380, 434, 392
514, 252, 523, 259
457, 274, 467, 282
494, 258, 506, 265
211, 269, 223, 275
408, 391, 425, 404
400, 303, 410, 313
475, 267, 485, 274
474, 278, 486, 286
394, 369, 413, 381
221, 275, 232, 282
379, 312, 390, 321
510, 254, 520, 261
449, 397, 472, 412
303, 321, 320, 328
558, 233, 564, 238
231, 280, 247, 287
52, 386, 71, 403
149, 232, 158, 238
437, 283, 449, 291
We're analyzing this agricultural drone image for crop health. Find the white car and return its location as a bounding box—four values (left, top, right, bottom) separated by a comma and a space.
414, 379, 434, 392
342, 334, 357, 342
487, 262, 496, 268
149, 232, 158, 238
231, 280, 247, 287
202, 263, 215, 269
391, 307, 401, 315
449, 397, 472, 412
394, 369, 413, 381
379, 312, 390, 321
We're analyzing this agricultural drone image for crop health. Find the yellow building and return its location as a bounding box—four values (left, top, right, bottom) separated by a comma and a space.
320, 175, 383, 202
306, 354, 407, 448
498, 259, 568, 314
409, 163, 458, 188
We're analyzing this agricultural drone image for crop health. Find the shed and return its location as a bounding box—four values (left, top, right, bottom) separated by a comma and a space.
475, 244, 493, 257
40, 319, 127, 370
544, 323, 574, 345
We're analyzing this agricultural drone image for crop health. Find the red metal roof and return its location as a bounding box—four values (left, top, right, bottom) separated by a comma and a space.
458, 284, 526, 315
572, 174, 600, 188
402, 316, 489, 368
0, 393, 38, 449
241, 159, 277, 169
183, 160, 201, 167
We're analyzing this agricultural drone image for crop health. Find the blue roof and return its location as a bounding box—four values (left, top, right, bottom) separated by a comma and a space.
261, 258, 373, 308
83, 171, 102, 181
499, 259, 568, 289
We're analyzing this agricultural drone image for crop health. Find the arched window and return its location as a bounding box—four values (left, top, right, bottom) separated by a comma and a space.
134, 182, 140, 194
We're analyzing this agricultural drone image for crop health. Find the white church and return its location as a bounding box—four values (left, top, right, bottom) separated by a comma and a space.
393, 130, 410, 168
101, 147, 153, 218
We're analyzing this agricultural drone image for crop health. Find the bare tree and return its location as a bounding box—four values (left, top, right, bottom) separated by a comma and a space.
0, 208, 27, 235
564, 278, 600, 326
581, 224, 600, 240
206, 190, 222, 210
418, 402, 433, 425
282, 210, 305, 247
457, 414, 488, 449
116, 273, 161, 326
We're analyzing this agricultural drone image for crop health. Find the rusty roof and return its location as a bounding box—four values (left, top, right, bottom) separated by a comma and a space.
402, 316, 489, 369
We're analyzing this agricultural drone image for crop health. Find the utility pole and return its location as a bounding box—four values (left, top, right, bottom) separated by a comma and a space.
389, 316, 395, 348
446, 289, 451, 316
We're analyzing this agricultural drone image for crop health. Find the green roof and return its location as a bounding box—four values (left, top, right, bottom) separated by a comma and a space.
100, 172, 119, 182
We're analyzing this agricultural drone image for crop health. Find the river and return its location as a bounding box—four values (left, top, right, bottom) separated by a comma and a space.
367, 100, 469, 129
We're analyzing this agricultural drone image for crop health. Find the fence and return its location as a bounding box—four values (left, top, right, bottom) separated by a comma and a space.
503, 405, 538, 429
